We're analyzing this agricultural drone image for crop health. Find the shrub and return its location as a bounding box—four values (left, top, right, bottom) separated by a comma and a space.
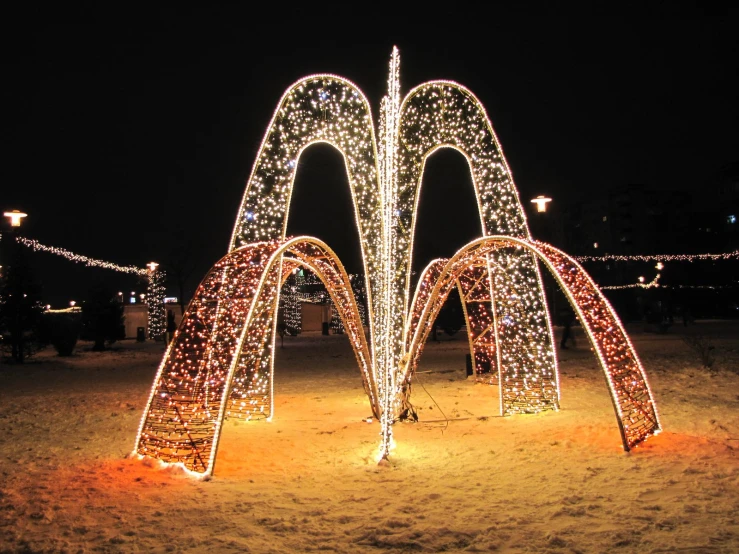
39, 312, 81, 356
682, 334, 716, 371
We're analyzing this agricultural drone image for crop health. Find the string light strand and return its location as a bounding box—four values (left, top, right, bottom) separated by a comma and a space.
576, 250, 739, 263
14, 236, 148, 275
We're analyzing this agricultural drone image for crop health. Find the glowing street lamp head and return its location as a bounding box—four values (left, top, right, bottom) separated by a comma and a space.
531, 195, 552, 213
4, 210, 28, 227
147, 261, 159, 272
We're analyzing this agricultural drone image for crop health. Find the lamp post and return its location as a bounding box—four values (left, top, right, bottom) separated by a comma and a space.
528, 195, 554, 241
530, 195, 552, 213
529, 195, 559, 319
2, 209, 31, 363
3, 210, 28, 228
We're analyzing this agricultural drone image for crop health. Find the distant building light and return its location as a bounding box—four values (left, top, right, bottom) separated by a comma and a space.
593, 242, 598, 249
656, 262, 664, 270
164, 297, 179, 303
729, 215, 736, 224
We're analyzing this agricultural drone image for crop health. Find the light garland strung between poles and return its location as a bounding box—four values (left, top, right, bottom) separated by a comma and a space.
6, 235, 165, 336
14, 236, 148, 274
576, 250, 739, 263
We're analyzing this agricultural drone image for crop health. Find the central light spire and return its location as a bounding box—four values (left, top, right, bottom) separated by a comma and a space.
376, 46, 402, 458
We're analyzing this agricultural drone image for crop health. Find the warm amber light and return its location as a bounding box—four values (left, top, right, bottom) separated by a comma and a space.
147, 261, 159, 272
4, 210, 27, 227
531, 195, 552, 212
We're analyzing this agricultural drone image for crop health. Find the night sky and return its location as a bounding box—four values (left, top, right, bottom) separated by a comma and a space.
3, 6, 737, 308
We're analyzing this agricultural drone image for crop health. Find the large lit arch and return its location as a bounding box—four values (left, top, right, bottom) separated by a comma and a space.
388, 82, 559, 426
228, 75, 384, 355
134, 237, 374, 476
403, 236, 661, 451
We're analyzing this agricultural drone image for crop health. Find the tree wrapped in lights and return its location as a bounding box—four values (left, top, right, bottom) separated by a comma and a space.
146, 267, 166, 340
134, 47, 661, 477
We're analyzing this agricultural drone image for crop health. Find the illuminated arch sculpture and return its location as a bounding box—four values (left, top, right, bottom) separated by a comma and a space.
134, 237, 375, 475
134, 47, 661, 476
404, 236, 661, 451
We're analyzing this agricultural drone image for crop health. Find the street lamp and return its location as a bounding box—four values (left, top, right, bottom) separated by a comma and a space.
3, 210, 27, 228
147, 261, 159, 272
530, 195, 552, 213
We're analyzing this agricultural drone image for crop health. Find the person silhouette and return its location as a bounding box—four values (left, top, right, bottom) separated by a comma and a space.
559, 305, 576, 350
165, 309, 177, 343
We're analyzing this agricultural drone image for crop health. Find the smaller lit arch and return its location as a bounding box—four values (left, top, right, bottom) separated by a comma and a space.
402, 236, 661, 451
133, 236, 375, 477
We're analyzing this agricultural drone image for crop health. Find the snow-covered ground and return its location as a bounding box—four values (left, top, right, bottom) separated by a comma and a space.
1, 319, 737, 553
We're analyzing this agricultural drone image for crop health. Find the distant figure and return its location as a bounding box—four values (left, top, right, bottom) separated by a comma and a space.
165, 309, 177, 343
559, 305, 576, 350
